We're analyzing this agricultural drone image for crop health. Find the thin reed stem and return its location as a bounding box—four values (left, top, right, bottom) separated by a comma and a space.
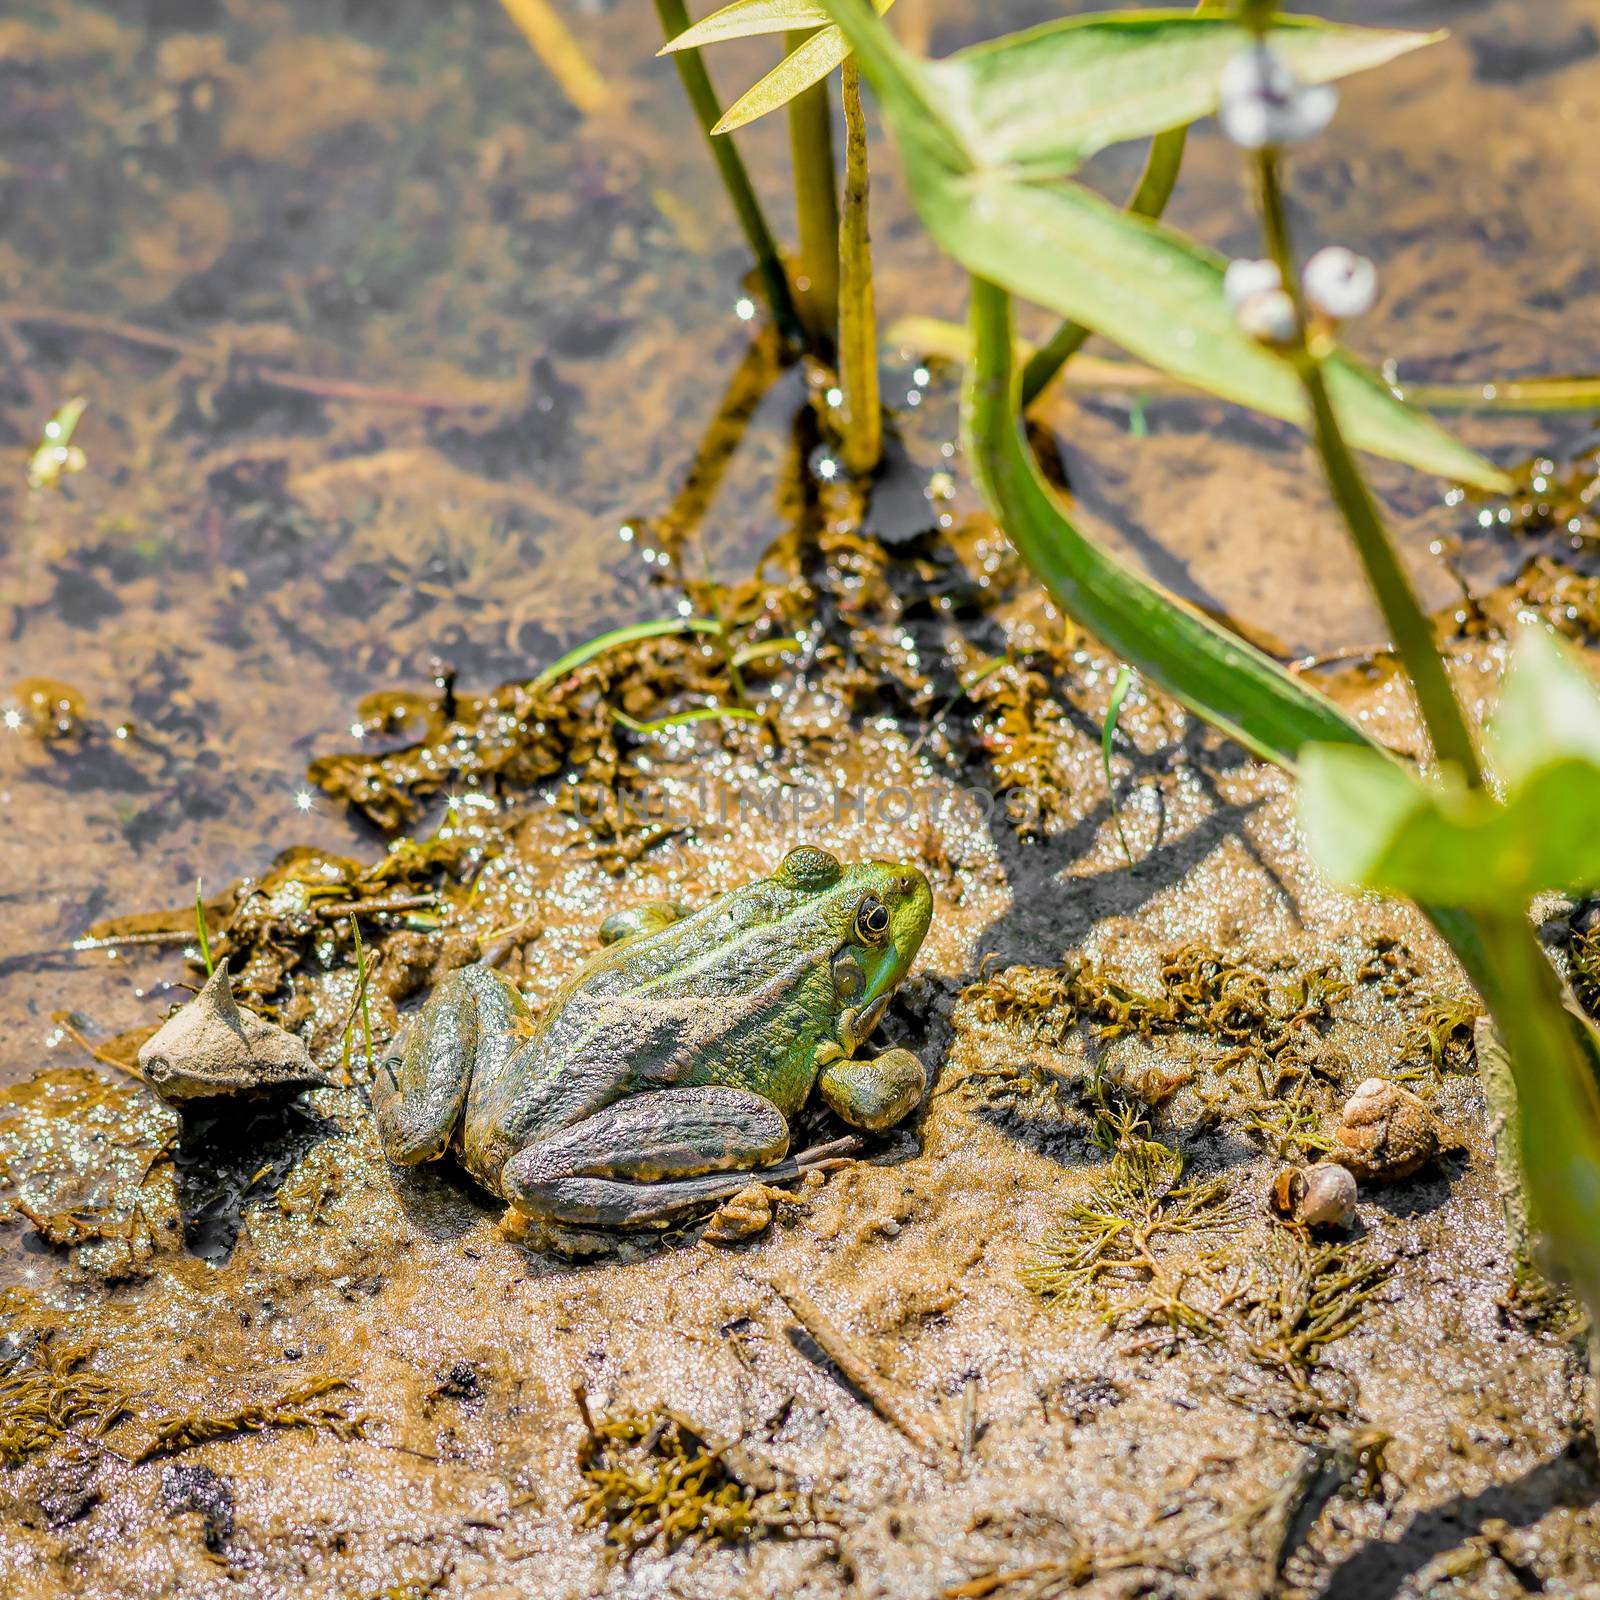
838, 59, 881, 475
652, 0, 805, 347
787, 32, 841, 348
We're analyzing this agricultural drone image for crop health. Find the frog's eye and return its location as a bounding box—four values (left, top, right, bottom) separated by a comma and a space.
854, 894, 891, 945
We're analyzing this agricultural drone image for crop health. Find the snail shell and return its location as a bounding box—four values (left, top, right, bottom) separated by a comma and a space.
1334, 1077, 1441, 1182
1269, 1162, 1358, 1229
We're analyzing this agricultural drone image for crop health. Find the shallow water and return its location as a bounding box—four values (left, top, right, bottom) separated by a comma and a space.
4, 0, 1600, 1083
3, 2, 1600, 1595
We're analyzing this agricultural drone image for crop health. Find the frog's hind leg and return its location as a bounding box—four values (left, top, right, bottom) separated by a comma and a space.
500, 1085, 795, 1228
372, 965, 528, 1166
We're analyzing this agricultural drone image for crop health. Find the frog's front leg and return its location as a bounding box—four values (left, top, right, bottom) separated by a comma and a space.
818, 1048, 926, 1132
499, 1085, 798, 1228
372, 965, 528, 1165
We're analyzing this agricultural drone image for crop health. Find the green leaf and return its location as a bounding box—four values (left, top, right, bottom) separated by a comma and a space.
1299, 629, 1600, 908
926, 11, 1439, 176
815, 0, 1509, 490
660, 0, 896, 134
658, 0, 841, 51
1491, 624, 1600, 787
1302, 746, 1600, 906
1296, 744, 1427, 889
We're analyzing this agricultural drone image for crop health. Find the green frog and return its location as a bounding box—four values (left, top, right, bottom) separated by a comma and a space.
371, 846, 933, 1231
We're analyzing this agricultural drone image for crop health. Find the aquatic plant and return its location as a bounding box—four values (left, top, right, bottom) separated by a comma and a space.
572, 1390, 804, 1552
0, 1331, 130, 1466
1021, 1136, 1237, 1330
776, 0, 1600, 1330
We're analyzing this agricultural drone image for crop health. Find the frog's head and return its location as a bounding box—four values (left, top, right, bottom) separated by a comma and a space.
772, 845, 933, 1055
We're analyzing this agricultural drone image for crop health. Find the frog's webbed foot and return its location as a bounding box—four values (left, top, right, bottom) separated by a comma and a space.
597, 899, 691, 947
818, 1047, 926, 1132
500, 1085, 799, 1228
372, 964, 528, 1166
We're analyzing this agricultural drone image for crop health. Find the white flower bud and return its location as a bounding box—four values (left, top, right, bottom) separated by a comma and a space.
1223, 257, 1282, 313
1219, 44, 1338, 149
1303, 245, 1378, 320
1234, 287, 1298, 345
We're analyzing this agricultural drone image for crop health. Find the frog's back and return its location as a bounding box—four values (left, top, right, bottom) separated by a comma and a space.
457, 883, 837, 1186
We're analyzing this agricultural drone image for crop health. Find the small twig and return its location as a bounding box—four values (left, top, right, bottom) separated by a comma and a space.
316, 894, 438, 920
764, 1269, 947, 1467
959, 1375, 979, 1463
572, 1382, 599, 1440
50, 1016, 143, 1080
0, 304, 490, 412
70, 929, 195, 953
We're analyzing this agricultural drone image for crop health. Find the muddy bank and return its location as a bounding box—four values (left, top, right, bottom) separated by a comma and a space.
5, 0, 1600, 1595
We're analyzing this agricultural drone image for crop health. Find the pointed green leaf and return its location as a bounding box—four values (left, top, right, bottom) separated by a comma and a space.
815, 0, 1509, 490
658, 0, 841, 52
715, 20, 855, 132
659, 0, 896, 135
926, 11, 1439, 176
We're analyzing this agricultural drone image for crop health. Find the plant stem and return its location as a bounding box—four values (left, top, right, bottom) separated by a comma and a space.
497, 0, 609, 116
1475, 911, 1600, 1332
787, 33, 841, 347
1019, 124, 1188, 407
838, 59, 881, 476
652, 0, 805, 347
1253, 146, 1484, 787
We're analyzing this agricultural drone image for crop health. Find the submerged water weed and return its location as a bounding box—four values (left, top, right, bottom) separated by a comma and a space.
1215, 1236, 1395, 1437
966, 659, 1082, 835
82, 820, 492, 1013
133, 1375, 366, 1460
1021, 1138, 1238, 1333
1354, 935, 1420, 1000
573, 1396, 800, 1556
0, 1332, 130, 1466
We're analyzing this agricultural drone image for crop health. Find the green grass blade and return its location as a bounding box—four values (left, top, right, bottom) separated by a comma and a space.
1103, 667, 1135, 865
194, 877, 214, 979
1395, 374, 1600, 415
531, 617, 722, 690
609, 705, 767, 735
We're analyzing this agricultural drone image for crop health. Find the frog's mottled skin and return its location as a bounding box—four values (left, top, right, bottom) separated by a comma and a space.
371, 847, 933, 1229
